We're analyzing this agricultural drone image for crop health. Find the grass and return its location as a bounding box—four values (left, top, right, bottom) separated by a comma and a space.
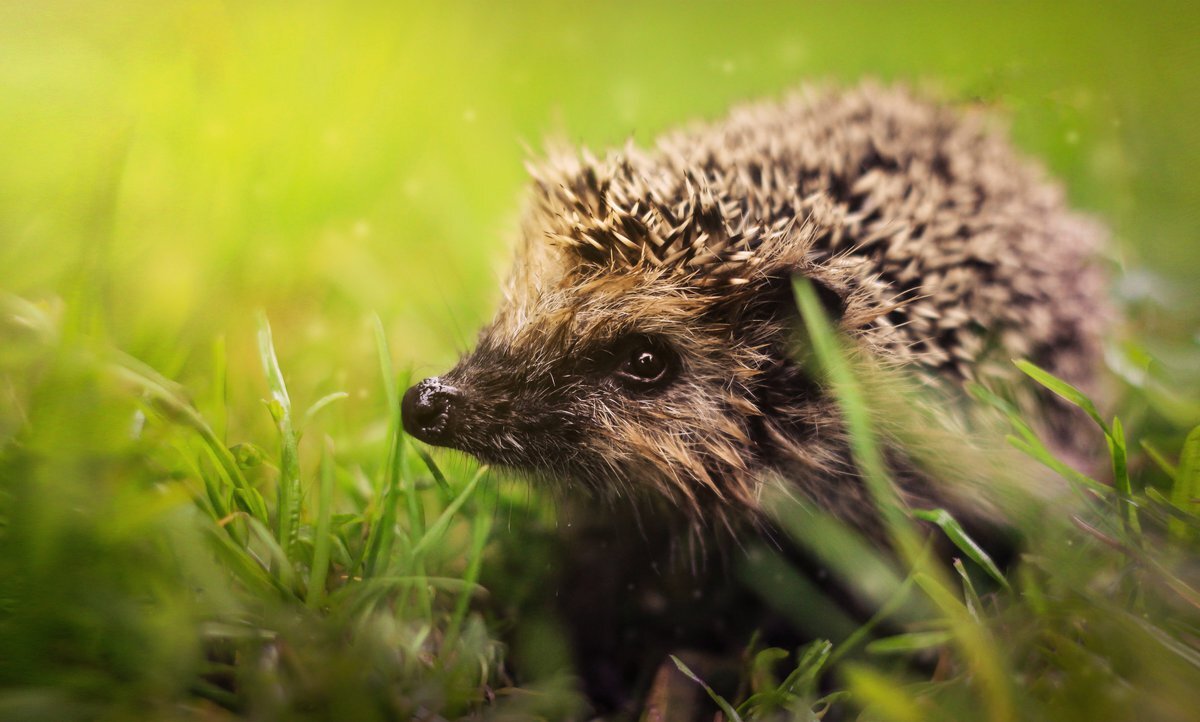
1, 1, 1199, 720
0, 294, 524, 720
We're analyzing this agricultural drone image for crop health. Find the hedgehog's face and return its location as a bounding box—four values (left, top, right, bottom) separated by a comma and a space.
402, 255, 819, 520
401, 153, 854, 520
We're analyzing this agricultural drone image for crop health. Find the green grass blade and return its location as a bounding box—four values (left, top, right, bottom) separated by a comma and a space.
444, 499, 492, 650
374, 315, 399, 412
953, 558, 985, 622
671, 655, 744, 722
245, 513, 296, 594
1005, 434, 1108, 496
1141, 438, 1180, 479
1121, 609, 1200, 669
108, 352, 262, 521
327, 577, 487, 621
1107, 416, 1142, 540
210, 334, 228, 442
362, 318, 405, 577
307, 437, 337, 610
844, 664, 925, 722
361, 423, 401, 578
256, 313, 301, 570
793, 278, 919, 561
970, 380, 1108, 497
177, 442, 229, 521
1169, 425, 1200, 540
1146, 488, 1200, 532
737, 543, 861, 643
913, 572, 971, 618
410, 465, 489, 560
913, 508, 1010, 589
416, 445, 453, 496
781, 639, 833, 697
231, 485, 271, 529
301, 391, 349, 432
747, 647, 788, 698
203, 523, 287, 597
796, 279, 1014, 722
827, 571, 920, 669
256, 313, 292, 409
1014, 359, 1109, 434
865, 630, 954, 655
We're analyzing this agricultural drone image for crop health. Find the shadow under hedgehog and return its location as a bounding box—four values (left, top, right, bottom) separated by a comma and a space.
401, 84, 1109, 716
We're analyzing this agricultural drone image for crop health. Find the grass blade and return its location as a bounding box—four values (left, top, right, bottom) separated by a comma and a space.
795, 278, 1014, 722
671, 655, 744, 722
1014, 359, 1108, 434
210, 334, 228, 442
257, 313, 301, 570
827, 570, 920, 669
362, 417, 402, 577
969, 381, 1108, 497
416, 445, 453, 496
865, 630, 954, 656
307, 437, 337, 610
203, 524, 287, 597
1169, 425, 1200, 540
374, 315, 399, 412
1146, 488, 1200, 532
301, 391, 349, 431
444, 499, 492, 649
245, 513, 295, 593
1141, 438, 1179, 479
781, 639, 833, 697
953, 559, 985, 622
362, 317, 405, 577
844, 664, 925, 722
1005, 434, 1108, 497
913, 508, 1010, 589
410, 465, 489, 560
1106, 416, 1142, 540
793, 278, 919, 560
108, 352, 262, 521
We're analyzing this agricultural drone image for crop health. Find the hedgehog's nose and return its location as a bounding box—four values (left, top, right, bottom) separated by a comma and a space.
401, 377, 461, 446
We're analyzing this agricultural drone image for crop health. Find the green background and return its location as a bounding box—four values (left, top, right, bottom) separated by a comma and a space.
2, 1, 1196, 409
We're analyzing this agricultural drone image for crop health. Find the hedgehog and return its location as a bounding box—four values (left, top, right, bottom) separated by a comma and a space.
401, 84, 1108, 711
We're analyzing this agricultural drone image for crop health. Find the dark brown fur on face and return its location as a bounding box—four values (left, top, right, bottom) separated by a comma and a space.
403, 83, 1108, 537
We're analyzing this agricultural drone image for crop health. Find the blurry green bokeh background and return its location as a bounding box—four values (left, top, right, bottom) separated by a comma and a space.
2, 0, 1197, 420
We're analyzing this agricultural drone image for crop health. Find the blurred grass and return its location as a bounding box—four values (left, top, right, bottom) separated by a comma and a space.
1, 1, 1199, 720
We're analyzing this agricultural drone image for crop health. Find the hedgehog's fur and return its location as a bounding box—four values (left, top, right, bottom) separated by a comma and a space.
419, 83, 1106, 537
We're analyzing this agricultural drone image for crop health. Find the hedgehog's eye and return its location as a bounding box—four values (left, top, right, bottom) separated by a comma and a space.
613, 337, 675, 390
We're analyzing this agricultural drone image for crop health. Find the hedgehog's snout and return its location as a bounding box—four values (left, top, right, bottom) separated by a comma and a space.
401, 377, 462, 446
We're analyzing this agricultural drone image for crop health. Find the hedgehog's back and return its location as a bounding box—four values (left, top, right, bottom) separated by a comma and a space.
531, 84, 1109, 418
